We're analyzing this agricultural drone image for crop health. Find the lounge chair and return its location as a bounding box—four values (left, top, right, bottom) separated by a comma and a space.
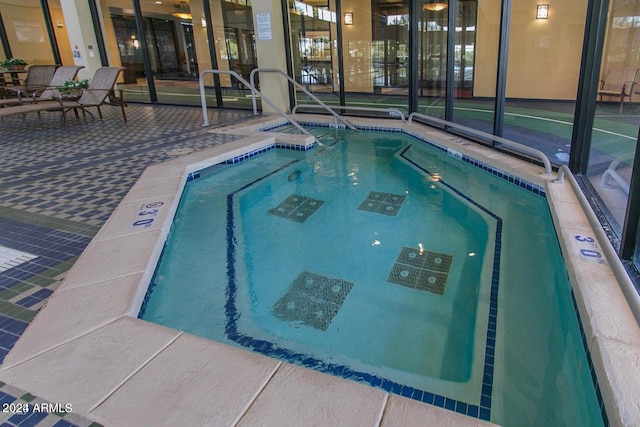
0, 66, 126, 128
4, 65, 58, 100
597, 67, 638, 113
0, 65, 84, 107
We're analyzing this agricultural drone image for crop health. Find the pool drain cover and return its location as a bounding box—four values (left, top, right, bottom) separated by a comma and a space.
273, 271, 354, 331
268, 194, 324, 223
388, 246, 453, 295
269, 194, 324, 222
358, 191, 406, 216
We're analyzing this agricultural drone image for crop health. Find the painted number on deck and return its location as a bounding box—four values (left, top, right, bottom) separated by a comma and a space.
574, 235, 606, 265
132, 201, 164, 228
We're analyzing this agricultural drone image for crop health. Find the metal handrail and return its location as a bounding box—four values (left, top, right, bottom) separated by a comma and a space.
555, 166, 640, 325
249, 68, 356, 130
408, 112, 552, 176
293, 104, 406, 122
198, 69, 312, 139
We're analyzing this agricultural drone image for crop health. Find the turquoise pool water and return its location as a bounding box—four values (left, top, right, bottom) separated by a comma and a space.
141, 128, 604, 426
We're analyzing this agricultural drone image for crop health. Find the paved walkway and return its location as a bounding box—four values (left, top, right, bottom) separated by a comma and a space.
0, 104, 255, 426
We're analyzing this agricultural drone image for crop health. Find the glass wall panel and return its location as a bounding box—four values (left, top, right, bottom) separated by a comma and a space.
417, 0, 448, 117
288, 0, 337, 105
0, 0, 58, 65
219, 0, 257, 109
449, 0, 496, 132
368, 0, 409, 111
0, 0, 73, 97
587, 0, 640, 236
104, 0, 213, 105
503, 0, 586, 166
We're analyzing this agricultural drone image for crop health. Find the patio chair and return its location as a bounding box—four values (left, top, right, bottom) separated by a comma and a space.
597, 67, 639, 113
0, 66, 126, 128
0, 66, 84, 107
4, 65, 58, 100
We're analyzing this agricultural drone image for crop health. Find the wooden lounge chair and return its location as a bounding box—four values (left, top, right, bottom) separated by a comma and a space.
0, 66, 126, 128
597, 67, 638, 113
0, 66, 84, 107
4, 65, 58, 100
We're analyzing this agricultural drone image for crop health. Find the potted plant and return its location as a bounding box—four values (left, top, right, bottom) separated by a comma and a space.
58, 78, 90, 96
1, 58, 28, 71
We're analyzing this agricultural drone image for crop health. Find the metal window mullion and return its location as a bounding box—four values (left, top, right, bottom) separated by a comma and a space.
444, 0, 457, 121
132, 0, 157, 103
408, 0, 418, 113
569, 0, 610, 173
281, 0, 296, 111
336, 0, 346, 107
89, 0, 110, 66
203, 0, 223, 107
493, 0, 510, 138
0, 13, 11, 58
40, 0, 62, 65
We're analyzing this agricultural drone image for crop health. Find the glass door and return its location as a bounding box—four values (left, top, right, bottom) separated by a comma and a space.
417, 0, 448, 117
106, 0, 209, 105
289, 0, 337, 106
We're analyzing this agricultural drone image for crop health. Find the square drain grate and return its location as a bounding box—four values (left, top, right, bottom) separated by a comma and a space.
268, 194, 325, 223
357, 191, 406, 216
387, 246, 453, 295
273, 271, 354, 331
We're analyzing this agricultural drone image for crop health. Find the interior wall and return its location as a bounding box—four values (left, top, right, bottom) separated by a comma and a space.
253, 0, 290, 112
49, 0, 73, 66
473, 0, 500, 98
506, 0, 587, 100
0, 0, 56, 64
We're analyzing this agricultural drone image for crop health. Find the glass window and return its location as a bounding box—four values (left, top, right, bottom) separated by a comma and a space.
449, 0, 496, 133
369, 0, 409, 111
103, 0, 214, 106
288, 0, 336, 105
0, 0, 58, 65
220, 0, 258, 108
587, 0, 640, 236
417, 0, 448, 117
503, 0, 587, 166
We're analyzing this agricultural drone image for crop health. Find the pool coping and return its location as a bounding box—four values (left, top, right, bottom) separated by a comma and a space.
0, 115, 637, 426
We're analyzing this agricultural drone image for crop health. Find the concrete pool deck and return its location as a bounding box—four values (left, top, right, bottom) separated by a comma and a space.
0, 113, 638, 426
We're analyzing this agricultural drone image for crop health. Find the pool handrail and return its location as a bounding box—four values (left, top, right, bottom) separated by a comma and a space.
249, 68, 357, 130
293, 104, 407, 122
555, 165, 640, 326
199, 69, 313, 139
408, 112, 553, 176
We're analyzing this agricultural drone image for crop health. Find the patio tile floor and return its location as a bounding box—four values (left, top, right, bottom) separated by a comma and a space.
0, 104, 256, 425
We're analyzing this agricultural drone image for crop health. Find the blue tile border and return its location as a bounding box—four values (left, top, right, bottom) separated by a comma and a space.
570, 289, 610, 426
139, 124, 603, 424
258, 122, 546, 198
209, 145, 503, 421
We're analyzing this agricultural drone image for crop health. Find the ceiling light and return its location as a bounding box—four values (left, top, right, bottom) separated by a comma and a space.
424, 2, 448, 12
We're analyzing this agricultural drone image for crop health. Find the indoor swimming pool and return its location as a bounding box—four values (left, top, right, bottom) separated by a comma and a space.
140, 128, 604, 426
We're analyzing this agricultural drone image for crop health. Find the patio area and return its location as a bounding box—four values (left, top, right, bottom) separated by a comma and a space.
0, 104, 256, 426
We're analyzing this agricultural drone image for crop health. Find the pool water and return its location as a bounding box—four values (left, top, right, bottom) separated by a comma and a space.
141, 128, 604, 426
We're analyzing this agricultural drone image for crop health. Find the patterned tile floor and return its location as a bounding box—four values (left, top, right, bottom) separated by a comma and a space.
0, 104, 256, 425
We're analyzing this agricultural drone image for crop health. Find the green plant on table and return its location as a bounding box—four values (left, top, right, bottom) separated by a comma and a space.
0, 58, 28, 69
58, 78, 90, 94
